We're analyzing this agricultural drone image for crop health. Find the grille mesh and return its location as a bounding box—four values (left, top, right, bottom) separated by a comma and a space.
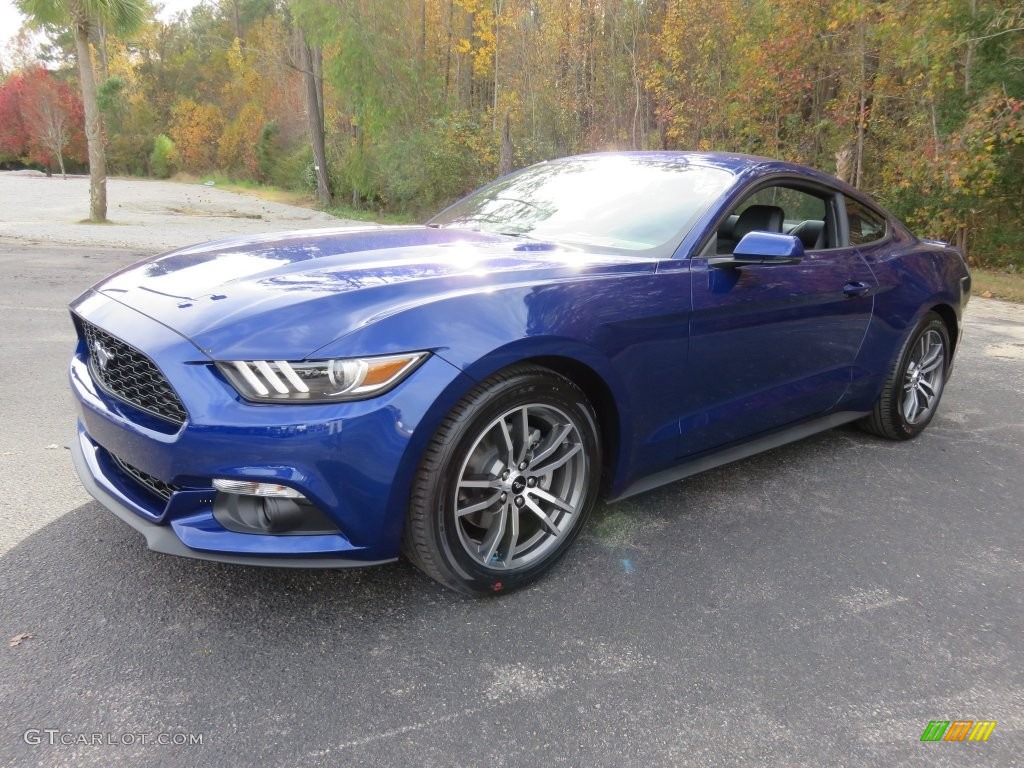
81, 320, 187, 425
110, 453, 182, 501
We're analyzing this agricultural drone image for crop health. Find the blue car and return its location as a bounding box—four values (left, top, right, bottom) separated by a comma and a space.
69, 152, 971, 595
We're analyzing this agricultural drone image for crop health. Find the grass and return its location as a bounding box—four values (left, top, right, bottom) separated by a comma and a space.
971, 268, 1024, 303
172, 172, 318, 208
174, 172, 420, 225
323, 202, 418, 226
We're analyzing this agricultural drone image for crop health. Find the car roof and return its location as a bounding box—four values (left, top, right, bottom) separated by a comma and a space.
562, 150, 848, 188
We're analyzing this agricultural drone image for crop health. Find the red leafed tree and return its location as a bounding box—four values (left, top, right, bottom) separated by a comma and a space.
0, 76, 30, 160
0, 67, 86, 177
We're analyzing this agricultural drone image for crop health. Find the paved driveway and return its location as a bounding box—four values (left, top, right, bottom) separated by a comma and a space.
0, 182, 1020, 766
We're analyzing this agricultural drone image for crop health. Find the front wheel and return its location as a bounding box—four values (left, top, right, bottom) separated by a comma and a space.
861, 311, 951, 440
403, 365, 601, 596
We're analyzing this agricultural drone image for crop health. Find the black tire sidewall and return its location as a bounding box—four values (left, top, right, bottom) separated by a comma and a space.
428, 370, 601, 594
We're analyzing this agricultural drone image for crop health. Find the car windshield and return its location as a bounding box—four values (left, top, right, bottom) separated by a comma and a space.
429, 156, 734, 255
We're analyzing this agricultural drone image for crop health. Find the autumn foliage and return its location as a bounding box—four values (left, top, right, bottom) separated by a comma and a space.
2, 0, 1023, 266
0, 67, 86, 174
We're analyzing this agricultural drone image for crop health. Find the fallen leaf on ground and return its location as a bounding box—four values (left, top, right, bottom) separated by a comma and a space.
9, 632, 35, 647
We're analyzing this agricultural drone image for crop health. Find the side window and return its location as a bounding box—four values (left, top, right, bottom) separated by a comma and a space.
737, 187, 825, 222
845, 196, 887, 245
716, 185, 830, 253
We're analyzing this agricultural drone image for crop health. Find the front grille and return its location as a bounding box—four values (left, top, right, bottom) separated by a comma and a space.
110, 453, 182, 501
81, 320, 187, 425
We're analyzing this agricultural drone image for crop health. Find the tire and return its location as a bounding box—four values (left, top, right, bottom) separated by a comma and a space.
403, 365, 601, 596
860, 311, 951, 440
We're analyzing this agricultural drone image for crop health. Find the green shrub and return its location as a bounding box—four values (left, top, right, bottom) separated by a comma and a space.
256, 121, 280, 183
149, 134, 176, 179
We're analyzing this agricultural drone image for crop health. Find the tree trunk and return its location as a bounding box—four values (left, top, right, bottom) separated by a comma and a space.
964, 0, 977, 96
835, 142, 854, 184
74, 21, 106, 222
629, 18, 642, 150
96, 22, 109, 80
498, 110, 513, 176
298, 30, 331, 206
420, 0, 427, 74
492, 0, 502, 131
854, 21, 866, 190
57, 152, 67, 179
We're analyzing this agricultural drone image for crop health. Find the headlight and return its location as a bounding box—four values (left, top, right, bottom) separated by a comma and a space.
217, 352, 428, 403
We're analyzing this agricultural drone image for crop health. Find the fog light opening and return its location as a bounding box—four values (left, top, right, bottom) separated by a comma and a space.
258, 497, 309, 533
211, 486, 340, 536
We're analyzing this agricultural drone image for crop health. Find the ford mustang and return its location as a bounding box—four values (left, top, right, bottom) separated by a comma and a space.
69, 152, 971, 595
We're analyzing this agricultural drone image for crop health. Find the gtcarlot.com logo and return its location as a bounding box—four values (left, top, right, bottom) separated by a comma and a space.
23, 729, 204, 747
920, 720, 997, 742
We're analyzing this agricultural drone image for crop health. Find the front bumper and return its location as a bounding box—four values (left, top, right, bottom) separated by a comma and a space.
69, 290, 471, 566
71, 428, 394, 567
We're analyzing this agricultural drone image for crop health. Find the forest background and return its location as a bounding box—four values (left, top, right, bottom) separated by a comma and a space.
1, 0, 1022, 272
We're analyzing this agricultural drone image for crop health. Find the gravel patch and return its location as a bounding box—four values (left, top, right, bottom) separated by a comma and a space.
0, 172, 358, 253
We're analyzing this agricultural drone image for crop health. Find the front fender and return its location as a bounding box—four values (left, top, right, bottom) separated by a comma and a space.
313, 270, 689, 499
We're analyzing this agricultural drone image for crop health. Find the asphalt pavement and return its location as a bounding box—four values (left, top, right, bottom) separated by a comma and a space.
0, 242, 1021, 767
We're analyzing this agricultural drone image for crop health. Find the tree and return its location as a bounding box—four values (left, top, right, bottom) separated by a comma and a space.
16, 0, 146, 221
168, 98, 225, 171
0, 77, 31, 160
0, 66, 85, 174
23, 67, 85, 177
295, 27, 331, 204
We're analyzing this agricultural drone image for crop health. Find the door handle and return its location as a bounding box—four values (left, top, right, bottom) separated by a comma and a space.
843, 281, 870, 298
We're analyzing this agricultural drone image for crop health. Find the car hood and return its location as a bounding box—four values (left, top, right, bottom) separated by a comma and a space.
89, 225, 655, 359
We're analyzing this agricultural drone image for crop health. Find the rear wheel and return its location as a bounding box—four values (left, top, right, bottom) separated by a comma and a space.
403, 365, 601, 596
861, 312, 950, 440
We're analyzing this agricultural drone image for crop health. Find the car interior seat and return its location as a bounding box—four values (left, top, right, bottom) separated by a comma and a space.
788, 219, 826, 249
732, 205, 785, 242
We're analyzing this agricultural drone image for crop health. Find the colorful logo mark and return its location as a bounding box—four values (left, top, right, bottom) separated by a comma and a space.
920, 720, 997, 742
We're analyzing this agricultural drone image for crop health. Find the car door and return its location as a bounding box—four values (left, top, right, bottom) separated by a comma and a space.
678, 181, 875, 457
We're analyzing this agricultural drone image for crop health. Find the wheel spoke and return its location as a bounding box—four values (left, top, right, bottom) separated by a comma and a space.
530, 442, 582, 475
497, 418, 516, 468
529, 486, 575, 514
528, 423, 573, 468
918, 380, 936, 405
919, 344, 944, 373
456, 490, 503, 517
479, 505, 508, 565
524, 497, 561, 537
505, 505, 520, 561
902, 389, 918, 421
515, 406, 530, 465
458, 476, 500, 490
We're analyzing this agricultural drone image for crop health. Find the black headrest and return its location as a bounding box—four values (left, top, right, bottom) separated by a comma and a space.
733, 204, 785, 240
789, 219, 825, 249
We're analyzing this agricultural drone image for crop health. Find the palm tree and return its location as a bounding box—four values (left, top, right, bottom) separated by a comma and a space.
17, 0, 146, 222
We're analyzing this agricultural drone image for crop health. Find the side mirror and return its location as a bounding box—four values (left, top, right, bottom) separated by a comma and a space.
708, 232, 804, 268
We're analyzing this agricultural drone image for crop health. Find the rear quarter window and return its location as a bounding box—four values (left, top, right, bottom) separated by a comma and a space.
846, 196, 887, 245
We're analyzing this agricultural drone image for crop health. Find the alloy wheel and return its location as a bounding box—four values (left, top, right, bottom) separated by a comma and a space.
901, 329, 946, 425
453, 403, 588, 571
